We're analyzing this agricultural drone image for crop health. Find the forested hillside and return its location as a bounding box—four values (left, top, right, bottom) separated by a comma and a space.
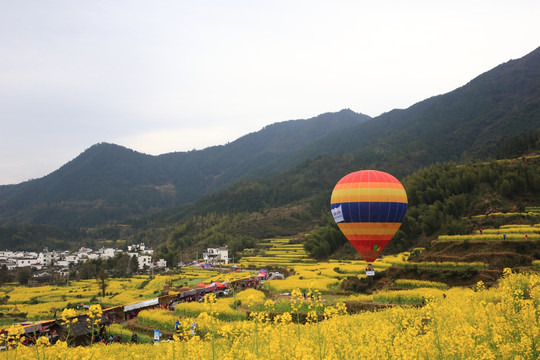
148, 152, 540, 265
295, 47, 540, 175
0, 110, 368, 227
303, 155, 540, 260
0, 47, 540, 255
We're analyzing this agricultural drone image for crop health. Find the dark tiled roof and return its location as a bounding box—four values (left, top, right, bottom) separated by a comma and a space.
51, 314, 111, 337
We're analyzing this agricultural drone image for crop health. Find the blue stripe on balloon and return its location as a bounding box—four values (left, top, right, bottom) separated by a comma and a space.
331, 202, 408, 223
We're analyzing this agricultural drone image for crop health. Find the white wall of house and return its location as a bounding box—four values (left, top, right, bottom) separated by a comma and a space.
37, 252, 56, 266
16, 258, 38, 268
137, 255, 152, 270
55, 260, 70, 267
154, 259, 167, 268
98, 248, 118, 259
65, 255, 78, 264
203, 247, 229, 265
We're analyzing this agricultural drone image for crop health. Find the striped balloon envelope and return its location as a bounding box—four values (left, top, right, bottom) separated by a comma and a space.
330, 170, 408, 263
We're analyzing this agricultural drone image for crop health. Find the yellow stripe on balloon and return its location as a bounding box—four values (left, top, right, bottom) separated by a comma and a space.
330, 190, 407, 204
331, 187, 406, 197
337, 222, 402, 235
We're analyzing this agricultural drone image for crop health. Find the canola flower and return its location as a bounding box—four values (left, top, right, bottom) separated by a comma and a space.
86, 304, 103, 346
60, 308, 78, 345
392, 279, 449, 290
173, 289, 265, 322
479, 227, 539, 234
1, 269, 539, 359
239, 238, 316, 267
263, 275, 338, 293
438, 233, 540, 241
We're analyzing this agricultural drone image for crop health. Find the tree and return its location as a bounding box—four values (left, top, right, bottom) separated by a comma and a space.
304, 221, 348, 260
17, 267, 32, 285
78, 262, 98, 280
97, 270, 108, 298
111, 254, 130, 277
0, 265, 10, 284
129, 255, 139, 274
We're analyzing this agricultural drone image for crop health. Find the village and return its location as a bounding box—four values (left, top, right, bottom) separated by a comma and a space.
0, 243, 233, 284
0, 244, 272, 348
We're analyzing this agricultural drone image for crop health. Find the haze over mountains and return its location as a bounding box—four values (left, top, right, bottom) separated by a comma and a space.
1, 46, 539, 231
0, 110, 370, 227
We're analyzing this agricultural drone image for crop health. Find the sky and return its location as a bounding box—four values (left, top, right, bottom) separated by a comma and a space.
1, 1, 539, 185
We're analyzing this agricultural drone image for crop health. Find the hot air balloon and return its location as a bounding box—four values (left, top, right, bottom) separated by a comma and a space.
330, 170, 407, 263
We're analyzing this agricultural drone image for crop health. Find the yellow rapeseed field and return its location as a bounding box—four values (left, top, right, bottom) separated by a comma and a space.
392, 279, 449, 290
1, 269, 538, 359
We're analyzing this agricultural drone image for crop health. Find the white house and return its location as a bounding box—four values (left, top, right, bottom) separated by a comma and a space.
137, 255, 152, 270
55, 260, 70, 268
93, 247, 120, 260
0, 260, 17, 270
64, 255, 78, 265
0, 251, 15, 260
86, 253, 100, 261
37, 249, 58, 266
203, 246, 229, 265
153, 258, 167, 269
127, 243, 153, 255
16, 258, 39, 268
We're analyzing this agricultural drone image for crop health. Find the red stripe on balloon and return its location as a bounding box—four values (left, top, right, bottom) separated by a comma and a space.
349, 239, 391, 263
336, 170, 402, 185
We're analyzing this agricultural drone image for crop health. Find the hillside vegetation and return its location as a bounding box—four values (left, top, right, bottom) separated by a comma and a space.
145, 153, 540, 266
304, 155, 540, 259
0, 110, 368, 227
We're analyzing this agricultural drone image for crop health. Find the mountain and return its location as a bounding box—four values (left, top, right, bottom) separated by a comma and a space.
1, 45, 540, 235
0, 109, 369, 227
290, 46, 540, 175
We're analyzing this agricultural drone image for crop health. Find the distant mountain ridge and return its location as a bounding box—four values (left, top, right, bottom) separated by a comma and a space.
1, 46, 540, 230
292, 46, 540, 173
0, 109, 370, 227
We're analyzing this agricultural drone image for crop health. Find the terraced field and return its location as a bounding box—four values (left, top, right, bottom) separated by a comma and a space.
239, 238, 315, 267
438, 224, 540, 242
